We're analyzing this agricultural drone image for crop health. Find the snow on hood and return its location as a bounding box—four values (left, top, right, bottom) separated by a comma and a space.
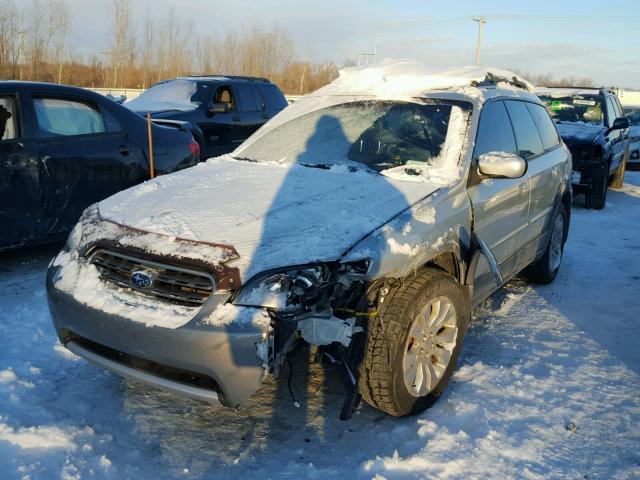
124, 79, 198, 113
556, 122, 604, 144
98, 157, 441, 282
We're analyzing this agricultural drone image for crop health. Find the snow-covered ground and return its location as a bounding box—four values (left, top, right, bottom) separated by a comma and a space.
1, 173, 639, 480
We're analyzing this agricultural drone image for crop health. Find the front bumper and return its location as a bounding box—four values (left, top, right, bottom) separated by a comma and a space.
46, 262, 270, 408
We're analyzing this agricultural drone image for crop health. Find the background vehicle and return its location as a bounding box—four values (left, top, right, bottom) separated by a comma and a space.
124, 76, 289, 160
0, 82, 200, 251
537, 87, 630, 209
623, 105, 640, 167
47, 62, 571, 419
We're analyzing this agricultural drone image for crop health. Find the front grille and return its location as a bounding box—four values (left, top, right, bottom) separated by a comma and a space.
90, 249, 215, 307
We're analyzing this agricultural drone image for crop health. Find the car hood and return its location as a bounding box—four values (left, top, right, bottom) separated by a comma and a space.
555, 122, 604, 146
97, 156, 442, 282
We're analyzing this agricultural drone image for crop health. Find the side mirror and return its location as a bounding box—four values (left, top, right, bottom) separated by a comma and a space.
209, 102, 228, 114
608, 116, 630, 133
477, 152, 527, 179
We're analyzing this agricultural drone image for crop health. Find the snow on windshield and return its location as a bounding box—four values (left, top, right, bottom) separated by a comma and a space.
234, 100, 468, 183
124, 79, 198, 113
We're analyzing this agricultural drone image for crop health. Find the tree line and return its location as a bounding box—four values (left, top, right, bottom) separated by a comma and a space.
0, 0, 339, 94
0, 0, 597, 94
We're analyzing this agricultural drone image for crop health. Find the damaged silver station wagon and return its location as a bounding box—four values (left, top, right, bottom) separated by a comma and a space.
47, 60, 571, 418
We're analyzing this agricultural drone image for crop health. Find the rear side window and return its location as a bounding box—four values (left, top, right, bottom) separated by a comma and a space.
474, 100, 517, 158
525, 103, 560, 150
504, 100, 544, 159
0, 96, 17, 140
235, 85, 260, 112
252, 86, 266, 111
261, 84, 288, 111
34, 98, 106, 138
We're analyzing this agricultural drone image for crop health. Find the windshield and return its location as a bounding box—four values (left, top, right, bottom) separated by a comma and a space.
234, 100, 464, 174
623, 107, 640, 126
538, 94, 603, 125
125, 79, 199, 112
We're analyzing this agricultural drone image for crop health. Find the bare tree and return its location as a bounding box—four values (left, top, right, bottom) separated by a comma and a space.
47, 0, 70, 83
0, 0, 24, 79
109, 0, 134, 87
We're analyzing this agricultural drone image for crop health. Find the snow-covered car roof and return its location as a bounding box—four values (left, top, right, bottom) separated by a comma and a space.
235, 59, 537, 156
311, 59, 535, 99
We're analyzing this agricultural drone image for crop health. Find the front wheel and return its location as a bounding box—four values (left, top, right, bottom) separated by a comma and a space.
358, 268, 469, 417
521, 203, 567, 284
585, 165, 607, 210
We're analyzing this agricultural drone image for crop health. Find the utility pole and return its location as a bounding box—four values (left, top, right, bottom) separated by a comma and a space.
473, 16, 485, 66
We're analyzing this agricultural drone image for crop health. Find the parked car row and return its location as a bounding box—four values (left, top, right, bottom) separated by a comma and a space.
3, 60, 636, 419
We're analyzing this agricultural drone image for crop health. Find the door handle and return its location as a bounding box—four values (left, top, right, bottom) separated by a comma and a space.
118, 146, 132, 156
262, 114, 269, 120
232, 116, 241, 122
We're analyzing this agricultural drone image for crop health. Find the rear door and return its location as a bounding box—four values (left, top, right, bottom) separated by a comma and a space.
0, 92, 43, 249
233, 84, 265, 140
466, 100, 531, 302
515, 101, 565, 261
33, 93, 146, 235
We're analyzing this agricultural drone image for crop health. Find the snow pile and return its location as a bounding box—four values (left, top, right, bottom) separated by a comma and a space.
0, 423, 77, 450
125, 79, 198, 113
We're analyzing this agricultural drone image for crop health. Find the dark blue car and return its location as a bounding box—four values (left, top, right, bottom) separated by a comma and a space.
124, 76, 288, 159
0, 81, 200, 251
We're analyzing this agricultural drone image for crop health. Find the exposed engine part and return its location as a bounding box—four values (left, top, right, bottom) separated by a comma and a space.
297, 315, 363, 347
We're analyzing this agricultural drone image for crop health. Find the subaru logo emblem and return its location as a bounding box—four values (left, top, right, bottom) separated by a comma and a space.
130, 270, 154, 289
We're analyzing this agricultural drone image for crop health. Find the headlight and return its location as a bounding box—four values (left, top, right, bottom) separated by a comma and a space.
233, 265, 330, 311
64, 221, 83, 253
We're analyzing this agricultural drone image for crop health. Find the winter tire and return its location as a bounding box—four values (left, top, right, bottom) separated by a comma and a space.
585, 165, 607, 210
359, 268, 469, 417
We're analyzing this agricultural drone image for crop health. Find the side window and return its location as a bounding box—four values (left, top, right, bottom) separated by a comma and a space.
504, 100, 545, 159
612, 96, 623, 119
214, 86, 235, 111
605, 97, 616, 127
262, 84, 288, 111
0, 96, 17, 140
235, 85, 259, 112
525, 103, 560, 151
474, 100, 517, 158
34, 98, 106, 138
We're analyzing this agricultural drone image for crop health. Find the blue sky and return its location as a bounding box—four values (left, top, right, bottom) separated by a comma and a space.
67, 0, 640, 87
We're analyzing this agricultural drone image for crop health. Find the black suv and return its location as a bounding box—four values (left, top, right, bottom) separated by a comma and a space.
537, 87, 630, 209
125, 76, 288, 159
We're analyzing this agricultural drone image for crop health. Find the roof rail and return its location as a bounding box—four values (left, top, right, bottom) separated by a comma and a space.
188, 74, 271, 83
471, 72, 530, 91
543, 85, 604, 90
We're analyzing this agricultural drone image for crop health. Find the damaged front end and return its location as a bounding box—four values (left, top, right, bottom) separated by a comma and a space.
232, 259, 376, 418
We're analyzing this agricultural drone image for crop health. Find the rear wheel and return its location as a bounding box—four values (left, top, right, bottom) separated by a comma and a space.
359, 268, 469, 417
585, 165, 607, 210
521, 203, 567, 284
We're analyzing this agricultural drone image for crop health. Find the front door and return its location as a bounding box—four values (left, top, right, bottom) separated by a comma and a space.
33, 95, 146, 235
0, 94, 43, 249
466, 100, 531, 302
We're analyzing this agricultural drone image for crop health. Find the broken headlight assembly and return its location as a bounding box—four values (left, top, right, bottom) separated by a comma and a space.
233, 265, 332, 313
